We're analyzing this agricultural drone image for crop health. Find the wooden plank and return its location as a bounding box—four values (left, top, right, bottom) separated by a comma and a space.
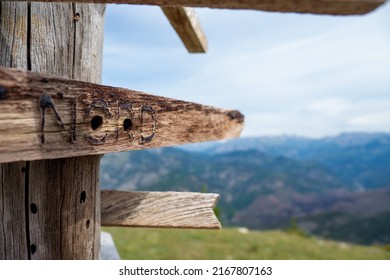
101, 190, 221, 229
161, 6, 207, 53
2, 0, 385, 15
0, 67, 244, 164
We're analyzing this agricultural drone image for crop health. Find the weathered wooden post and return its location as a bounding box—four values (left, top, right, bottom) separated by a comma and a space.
0, 2, 105, 259
0, 0, 385, 261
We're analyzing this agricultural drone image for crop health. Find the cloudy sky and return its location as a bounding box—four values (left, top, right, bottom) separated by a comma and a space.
102, 3, 390, 138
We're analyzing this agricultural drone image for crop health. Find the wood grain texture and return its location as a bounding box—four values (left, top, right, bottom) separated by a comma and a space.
0, 67, 244, 164
0, 2, 29, 260
101, 190, 221, 229
0, 2, 28, 69
161, 6, 207, 53
28, 3, 105, 82
1, 0, 385, 15
28, 156, 101, 259
0, 2, 105, 259
0, 162, 28, 259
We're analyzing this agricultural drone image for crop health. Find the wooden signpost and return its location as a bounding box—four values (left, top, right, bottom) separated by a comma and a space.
1, 3, 106, 260
0, 0, 385, 260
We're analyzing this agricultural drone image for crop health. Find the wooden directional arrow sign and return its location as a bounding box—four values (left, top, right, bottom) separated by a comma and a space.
0, 67, 244, 163
3, 0, 385, 15
101, 190, 221, 229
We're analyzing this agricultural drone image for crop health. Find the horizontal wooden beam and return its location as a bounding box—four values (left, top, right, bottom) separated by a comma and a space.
101, 190, 221, 229
0, 67, 244, 163
162, 6, 207, 53
2, 0, 384, 15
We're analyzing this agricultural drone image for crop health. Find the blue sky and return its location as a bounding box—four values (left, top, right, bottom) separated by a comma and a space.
103, 3, 390, 138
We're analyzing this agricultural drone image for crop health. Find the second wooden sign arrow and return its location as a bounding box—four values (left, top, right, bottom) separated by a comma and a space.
0, 67, 244, 163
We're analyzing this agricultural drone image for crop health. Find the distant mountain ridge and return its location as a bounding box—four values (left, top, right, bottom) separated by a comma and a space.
181, 132, 390, 190
182, 133, 390, 154
100, 132, 390, 244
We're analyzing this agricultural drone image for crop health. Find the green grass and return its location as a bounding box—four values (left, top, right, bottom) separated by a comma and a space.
104, 227, 390, 260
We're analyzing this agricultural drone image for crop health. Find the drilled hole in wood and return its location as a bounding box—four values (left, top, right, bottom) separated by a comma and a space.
30, 203, 38, 214
80, 191, 86, 203
0, 86, 6, 100
21, 167, 26, 173
86, 219, 90, 229
123, 118, 133, 131
30, 244, 36, 254
91, 116, 103, 130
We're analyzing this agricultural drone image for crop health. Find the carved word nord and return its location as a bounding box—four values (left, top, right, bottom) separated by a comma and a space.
39, 94, 156, 145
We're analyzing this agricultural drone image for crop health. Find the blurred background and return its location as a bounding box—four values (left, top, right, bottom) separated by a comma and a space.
101, 2, 390, 259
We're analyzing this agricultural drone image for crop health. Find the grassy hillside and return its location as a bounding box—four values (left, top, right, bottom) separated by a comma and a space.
104, 227, 390, 260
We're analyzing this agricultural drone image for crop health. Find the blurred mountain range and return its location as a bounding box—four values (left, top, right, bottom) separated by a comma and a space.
100, 132, 390, 245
